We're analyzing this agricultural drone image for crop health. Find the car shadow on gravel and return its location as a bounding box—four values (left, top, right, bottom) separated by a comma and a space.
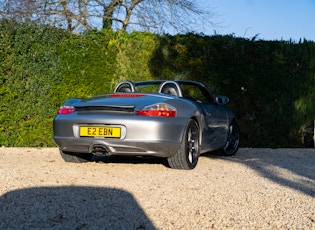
204, 148, 315, 197
0, 186, 156, 229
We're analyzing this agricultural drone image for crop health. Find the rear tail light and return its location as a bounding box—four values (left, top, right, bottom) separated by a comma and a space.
58, 105, 75, 114
136, 103, 176, 117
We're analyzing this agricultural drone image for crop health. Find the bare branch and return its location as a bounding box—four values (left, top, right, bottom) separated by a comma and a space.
0, 0, 217, 33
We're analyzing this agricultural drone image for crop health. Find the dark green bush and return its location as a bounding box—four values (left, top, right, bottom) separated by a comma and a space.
150, 34, 315, 147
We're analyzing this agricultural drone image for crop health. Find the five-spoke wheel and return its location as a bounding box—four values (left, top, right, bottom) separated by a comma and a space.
222, 121, 240, 156
167, 119, 200, 170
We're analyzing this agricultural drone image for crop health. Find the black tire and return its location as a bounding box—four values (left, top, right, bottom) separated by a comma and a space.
222, 121, 240, 156
59, 150, 93, 163
167, 119, 200, 170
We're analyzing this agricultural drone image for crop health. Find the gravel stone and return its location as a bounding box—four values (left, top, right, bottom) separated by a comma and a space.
0, 147, 314, 229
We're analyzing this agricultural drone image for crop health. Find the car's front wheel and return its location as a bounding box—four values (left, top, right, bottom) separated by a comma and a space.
167, 119, 200, 170
222, 121, 240, 156
59, 150, 93, 163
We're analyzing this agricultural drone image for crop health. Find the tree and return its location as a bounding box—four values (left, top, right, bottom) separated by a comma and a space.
0, 0, 215, 33
0, 0, 43, 23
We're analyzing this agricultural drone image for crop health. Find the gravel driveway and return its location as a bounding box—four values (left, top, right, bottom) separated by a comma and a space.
0, 147, 314, 229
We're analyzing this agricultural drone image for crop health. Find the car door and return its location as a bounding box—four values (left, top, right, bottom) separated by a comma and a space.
201, 102, 228, 149
181, 82, 228, 150
179, 82, 229, 150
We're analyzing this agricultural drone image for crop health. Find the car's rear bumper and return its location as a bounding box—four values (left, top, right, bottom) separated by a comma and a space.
53, 115, 188, 157
54, 137, 180, 157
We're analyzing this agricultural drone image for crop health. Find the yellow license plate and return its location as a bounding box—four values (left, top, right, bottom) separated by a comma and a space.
80, 126, 121, 138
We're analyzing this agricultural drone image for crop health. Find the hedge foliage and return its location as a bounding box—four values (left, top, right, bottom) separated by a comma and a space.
0, 20, 314, 147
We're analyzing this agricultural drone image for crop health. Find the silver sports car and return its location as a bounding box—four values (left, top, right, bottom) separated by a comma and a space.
53, 80, 240, 170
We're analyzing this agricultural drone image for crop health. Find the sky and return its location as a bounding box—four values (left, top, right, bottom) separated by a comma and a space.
201, 0, 315, 41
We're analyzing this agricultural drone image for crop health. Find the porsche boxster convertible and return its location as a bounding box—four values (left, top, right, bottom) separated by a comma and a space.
53, 80, 240, 170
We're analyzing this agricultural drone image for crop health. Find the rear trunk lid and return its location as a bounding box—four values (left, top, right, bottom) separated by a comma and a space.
74, 93, 173, 113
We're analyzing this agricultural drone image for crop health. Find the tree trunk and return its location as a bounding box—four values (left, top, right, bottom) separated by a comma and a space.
102, 0, 118, 30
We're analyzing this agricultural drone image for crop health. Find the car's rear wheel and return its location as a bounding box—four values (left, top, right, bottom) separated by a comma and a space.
222, 121, 240, 156
59, 150, 93, 163
167, 119, 200, 170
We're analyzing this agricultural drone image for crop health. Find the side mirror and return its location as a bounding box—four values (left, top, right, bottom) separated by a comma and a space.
215, 95, 229, 105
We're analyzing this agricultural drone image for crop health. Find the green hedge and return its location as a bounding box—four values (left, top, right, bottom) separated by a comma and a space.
0, 20, 314, 147
0, 21, 68, 146
150, 34, 315, 147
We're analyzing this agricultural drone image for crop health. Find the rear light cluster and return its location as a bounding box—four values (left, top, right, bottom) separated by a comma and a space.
58, 105, 75, 114
136, 103, 176, 117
